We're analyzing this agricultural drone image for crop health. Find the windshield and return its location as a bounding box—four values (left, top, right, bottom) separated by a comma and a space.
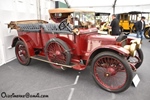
71, 12, 95, 28
95, 15, 110, 22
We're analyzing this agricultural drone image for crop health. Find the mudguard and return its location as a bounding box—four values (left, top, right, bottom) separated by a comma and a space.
12, 35, 35, 57
85, 45, 130, 66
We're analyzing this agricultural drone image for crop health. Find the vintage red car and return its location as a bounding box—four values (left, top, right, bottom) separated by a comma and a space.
8, 8, 143, 93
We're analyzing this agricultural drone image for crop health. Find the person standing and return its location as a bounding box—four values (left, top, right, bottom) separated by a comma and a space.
135, 16, 146, 41
108, 14, 120, 35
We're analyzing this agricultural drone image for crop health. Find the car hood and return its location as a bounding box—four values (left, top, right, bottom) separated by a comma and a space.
87, 34, 118, 45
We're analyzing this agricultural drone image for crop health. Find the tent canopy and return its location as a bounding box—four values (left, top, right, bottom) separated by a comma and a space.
56, 0, 150, 14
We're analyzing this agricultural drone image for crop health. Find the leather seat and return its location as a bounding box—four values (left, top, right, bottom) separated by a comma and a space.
18, 24, 41, 32
41, 23, 71, 34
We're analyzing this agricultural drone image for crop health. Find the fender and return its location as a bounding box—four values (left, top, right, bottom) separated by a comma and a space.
12, 35, 35, 56
85, 45, 130, 66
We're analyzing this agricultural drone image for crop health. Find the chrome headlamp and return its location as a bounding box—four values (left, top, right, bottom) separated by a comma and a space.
124, 43, 137, 57
130, 39, 141, 49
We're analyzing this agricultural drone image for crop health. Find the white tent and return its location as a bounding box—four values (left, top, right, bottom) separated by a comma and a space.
0, 0, 55, 66
0, 0, 150, 66
56, 0, 150, 14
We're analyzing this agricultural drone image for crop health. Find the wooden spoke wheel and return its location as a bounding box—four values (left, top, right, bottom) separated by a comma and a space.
91, 51, 133, 93
45, 38, 71, 70
15, 41, 31, 65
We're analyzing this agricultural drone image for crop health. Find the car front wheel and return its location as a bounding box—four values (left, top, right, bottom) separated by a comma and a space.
91, 51, 133, 93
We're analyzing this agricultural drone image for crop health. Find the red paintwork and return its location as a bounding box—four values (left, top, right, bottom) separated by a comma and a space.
12, 25, 132, 70
16, 35, 35, 56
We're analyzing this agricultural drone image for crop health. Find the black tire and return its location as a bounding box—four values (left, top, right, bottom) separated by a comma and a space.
131, 25, 136, 33
15, 41, 31, 65
91, 51, 133, 93
45, 38, 71, 70
128, 49, 143, 69
119, 27, 123, 33
144, 27, 150, 39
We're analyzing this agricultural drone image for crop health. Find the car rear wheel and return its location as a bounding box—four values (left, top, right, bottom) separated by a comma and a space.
45, 38, 71, 70
91, 51, 133, 93
15, 41, 31, 65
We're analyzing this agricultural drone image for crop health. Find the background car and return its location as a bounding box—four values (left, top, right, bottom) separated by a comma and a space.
116, 11, 150, 37
95, 12, 110, 34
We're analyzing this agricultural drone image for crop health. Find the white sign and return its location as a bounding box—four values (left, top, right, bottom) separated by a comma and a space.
74, 21, 78, 26
132, 74, 140, 87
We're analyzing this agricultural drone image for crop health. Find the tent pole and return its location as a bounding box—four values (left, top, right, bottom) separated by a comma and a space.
64, 0, 71, 8
113, 7, 115, 14
113, 0, 117, 14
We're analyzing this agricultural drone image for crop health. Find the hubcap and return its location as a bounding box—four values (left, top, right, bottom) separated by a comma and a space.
105, 67, 116, 76
55, 50, 61, 55
16, 43, 28, 64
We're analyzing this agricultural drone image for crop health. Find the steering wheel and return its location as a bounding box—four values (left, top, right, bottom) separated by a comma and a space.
58, 18, 72, 32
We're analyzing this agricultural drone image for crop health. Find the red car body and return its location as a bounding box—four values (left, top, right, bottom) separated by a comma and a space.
8, 8, 143, 93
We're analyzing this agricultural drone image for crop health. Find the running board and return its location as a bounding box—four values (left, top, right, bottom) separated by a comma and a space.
30, 56, 73, 68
